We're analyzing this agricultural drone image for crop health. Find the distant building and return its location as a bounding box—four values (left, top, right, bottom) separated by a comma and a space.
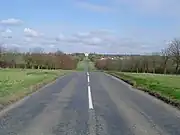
85, 53, 89, 57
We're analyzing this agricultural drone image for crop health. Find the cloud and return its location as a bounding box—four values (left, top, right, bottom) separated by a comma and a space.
76, 1, 113, 13
0, 18, 23, 26
0, 27, 161, 54
0, 28, 13, 39
53, 30, 127, 48
64, 30, 161, 54
55, 33, 66, 41
76, 32, 90, 37
22, 30, 114, 50
5, 28, 12, 33
24, 28, 43, 37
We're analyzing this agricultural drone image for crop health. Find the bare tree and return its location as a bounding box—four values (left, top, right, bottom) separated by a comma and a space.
128, 55, 140, 73
169, 39, 180, 74
31, 47, 44, 69
142, 56, 149, 73
151, 52, 160, 73
0, 45, 2, 60
161, 48, 170, 74
134, 56, 140, 73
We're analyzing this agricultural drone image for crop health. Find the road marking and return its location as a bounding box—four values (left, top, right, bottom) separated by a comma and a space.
88, 85, 93, 109
86, 72, 96, 135
87, 75, 90, 83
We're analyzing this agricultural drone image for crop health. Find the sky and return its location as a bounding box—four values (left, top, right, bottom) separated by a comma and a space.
0, 0, 180, 54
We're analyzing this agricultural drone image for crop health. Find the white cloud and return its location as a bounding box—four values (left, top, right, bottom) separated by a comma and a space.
0, 27, 162, 54
24, 37, 32, 42
76, 32, 90, 37
53, 30, 143, 53
24, 28, 43, 37
91, 37, 102, 44
0, 18, 23, 26
0, 28, 13, 39
5, 29, 12, 33
55, 33, 66, 41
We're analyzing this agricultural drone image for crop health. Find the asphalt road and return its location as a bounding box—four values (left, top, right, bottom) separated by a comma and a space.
0, 72, 180, 135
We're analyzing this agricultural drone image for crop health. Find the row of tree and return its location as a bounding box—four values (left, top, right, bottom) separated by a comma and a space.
0, 47, 79, 70
94, 38, 180, 74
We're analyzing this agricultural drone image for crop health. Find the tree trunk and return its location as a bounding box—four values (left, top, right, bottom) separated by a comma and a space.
153, 61, 155, 74
163, 67, 167, 74
143, 64, 146, 73
175, 63, 179, 74
136, 68, 139, 73
146, 64, 149, 73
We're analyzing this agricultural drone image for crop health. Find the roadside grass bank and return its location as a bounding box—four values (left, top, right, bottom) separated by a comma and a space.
107, 71, 180, 109
88, 61, 96, 71
0, 69, 72, 108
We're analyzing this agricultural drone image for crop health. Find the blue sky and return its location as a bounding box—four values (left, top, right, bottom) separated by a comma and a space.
0, 0, 180, 54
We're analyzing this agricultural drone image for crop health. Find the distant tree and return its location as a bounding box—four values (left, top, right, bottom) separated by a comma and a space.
161, 48, 170, 74
31, 47, 44, 69
141, 56, 149, 73
133, 56, 141, 73
55, 50, 64, 55
169, 39, 180, 73
150, 52, 160, 73
0, 45, 2, 60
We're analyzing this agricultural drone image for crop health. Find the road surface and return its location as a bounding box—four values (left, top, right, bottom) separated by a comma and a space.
0, 72, 180, 135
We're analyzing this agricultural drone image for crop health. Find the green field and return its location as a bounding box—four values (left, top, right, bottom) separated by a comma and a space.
0, 69, 71, 106
108, 72, 180, 101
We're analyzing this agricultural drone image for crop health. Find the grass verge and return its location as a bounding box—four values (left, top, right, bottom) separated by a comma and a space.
77, 60, 87, 71
88, 61, 96, 71
0, 69, 72, 109
77, 58, 96, 71
107, 71, 180, 109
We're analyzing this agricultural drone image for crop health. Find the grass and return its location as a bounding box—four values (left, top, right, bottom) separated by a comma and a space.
107, 71, 180, 102
77, 58, 96, 71
88, 61, 96, 71
0, 69, 71, 106
77, 60, 87, 71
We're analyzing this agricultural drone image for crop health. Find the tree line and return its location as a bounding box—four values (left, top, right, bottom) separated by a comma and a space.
0, 47, 79, 70
93, 38, 180, 74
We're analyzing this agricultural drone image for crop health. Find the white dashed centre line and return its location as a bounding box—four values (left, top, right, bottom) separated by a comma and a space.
88, 85, 93, 109
87, 72, 93, 109
87, 72, 96, 135
87, 75, 90, 83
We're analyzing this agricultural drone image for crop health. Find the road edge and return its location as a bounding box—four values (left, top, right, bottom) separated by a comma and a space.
0, 73, 69, 117
105, 72, 180, 111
